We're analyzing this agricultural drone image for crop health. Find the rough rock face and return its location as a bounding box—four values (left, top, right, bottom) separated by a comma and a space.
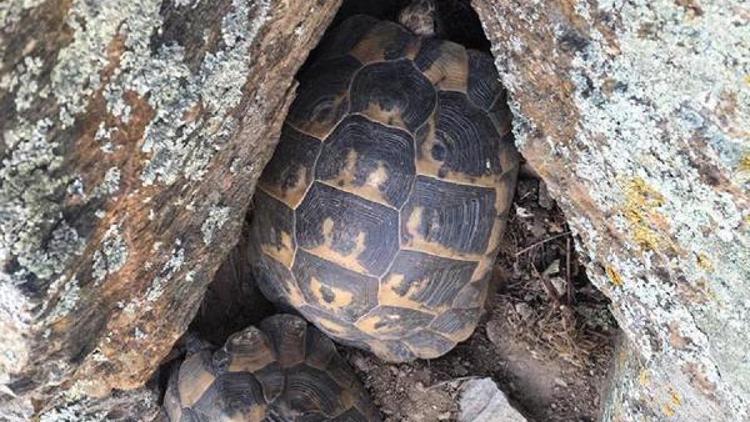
0, 0, 340, 409
473, 0, 749, 420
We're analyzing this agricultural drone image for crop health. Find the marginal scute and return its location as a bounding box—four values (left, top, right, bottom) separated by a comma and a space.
287, 55, 362, 139
355, 305, 435, 340
349, 21, 418, 64
177, 352, 215, 407
250, 14, 520, 363
466, 49, 503, 110
250, 190, 296, 268
415, 37, 469, 92
258, 124, 322, 209
380, 250, 477, 312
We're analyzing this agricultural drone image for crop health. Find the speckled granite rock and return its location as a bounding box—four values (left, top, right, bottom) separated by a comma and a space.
0, 0, 340, 411
473, 0, 749, 420
459, 378, 526, 422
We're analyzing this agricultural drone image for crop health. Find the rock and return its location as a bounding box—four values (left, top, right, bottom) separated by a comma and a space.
474, 0, 749, 419
459, 378, 526, 422
0, 0, 340, 412
1, 386, 161, 422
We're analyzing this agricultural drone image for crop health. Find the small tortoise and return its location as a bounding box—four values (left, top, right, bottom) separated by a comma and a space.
250, 1, 519, 362
164, 314, 379, 421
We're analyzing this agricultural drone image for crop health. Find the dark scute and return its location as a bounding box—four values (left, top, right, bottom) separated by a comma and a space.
317, 115, 416, 207
179, 408, 201, 422
287, 55, 362, 135
413, 37, 443, 72
401, 176, 497, 255
250, 252, 297, 309
363, 306, 434, 339
304, 324, 337, 369
429, 308, 480, 335
282, 366, 345, 417
190, 372, 266, 421
316, 15, 381, 61
296, 182, 400, 276
350, 59, 436, 132
430, 91, 504, 178
300, 304, 374, 351
259, 124, 322, 200
254, 362, 285, 403
384, 250, 477, 309
404, 330, 455, 356
259, 314, 307, 368
466, 49, 503, 110
293, 250, 379, 321
249, 190, 295, 262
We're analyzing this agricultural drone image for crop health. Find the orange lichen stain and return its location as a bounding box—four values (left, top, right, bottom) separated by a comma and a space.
622, 177, 669, 251
606, 266, 624, 287
669, 387, 683, 407
695, 252, 714, 272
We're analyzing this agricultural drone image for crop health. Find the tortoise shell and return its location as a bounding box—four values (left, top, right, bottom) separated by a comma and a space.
249, 15, 519, 362
164, 314, 380, 421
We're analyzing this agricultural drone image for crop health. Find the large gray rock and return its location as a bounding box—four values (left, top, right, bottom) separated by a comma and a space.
0, 0, 340, 411
459, 378, 526, 422
473, 0, 749, 420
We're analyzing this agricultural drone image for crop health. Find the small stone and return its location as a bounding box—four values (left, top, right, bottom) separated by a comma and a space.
537, 181, 554, 209
458, 378, 527, 422
514, 303, 533, 320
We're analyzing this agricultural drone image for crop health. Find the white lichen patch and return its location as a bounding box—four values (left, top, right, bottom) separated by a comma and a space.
145, 241, 185, 302
91, 224, 128, 284
93, 167, 122, 197
201, 205, 231, 245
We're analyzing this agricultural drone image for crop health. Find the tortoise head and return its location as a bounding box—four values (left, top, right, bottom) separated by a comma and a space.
398, 0, 440, 37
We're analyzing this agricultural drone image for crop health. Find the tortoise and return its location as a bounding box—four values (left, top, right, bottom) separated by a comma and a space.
164, 314, 380, 421
249, 0, 519, 362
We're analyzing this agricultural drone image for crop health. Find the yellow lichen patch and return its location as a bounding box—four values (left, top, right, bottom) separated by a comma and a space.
744, 74, 750, 87
305, 218, 368, 273
259, 230, 295, 268
606, 266, 624, 287
638, 369, 651, 386
738, 152, 750, 172
669, 387, 683, 407
695, 253, 714, 271
621, 177, 670, 251
310, 276, 354, 310
379, 273, 429, 311
662, 403, 676, 417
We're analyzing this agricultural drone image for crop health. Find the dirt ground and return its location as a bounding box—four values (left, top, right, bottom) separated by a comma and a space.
340, 170, 619, 422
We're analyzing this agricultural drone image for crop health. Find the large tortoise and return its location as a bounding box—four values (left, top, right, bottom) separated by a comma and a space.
249, 1, 519, 362
164, 314, 379, 421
